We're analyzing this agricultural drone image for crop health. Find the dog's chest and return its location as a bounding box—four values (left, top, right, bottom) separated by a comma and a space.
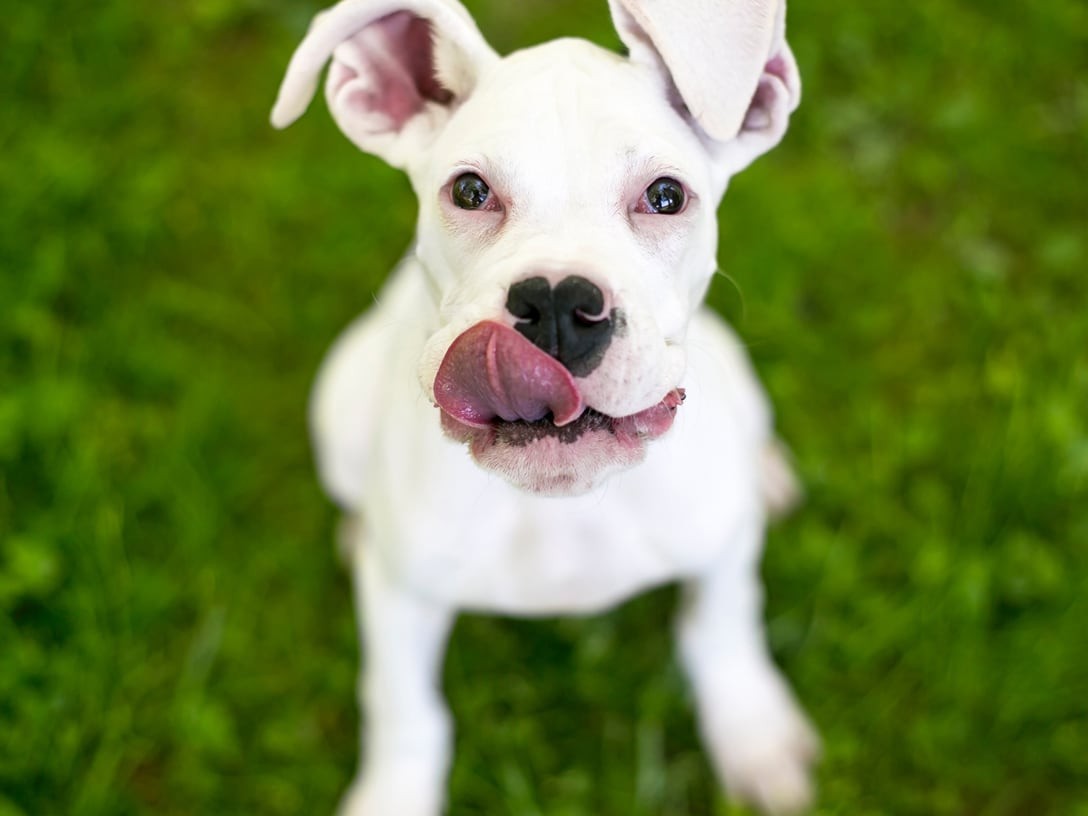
369, 415, 760, 614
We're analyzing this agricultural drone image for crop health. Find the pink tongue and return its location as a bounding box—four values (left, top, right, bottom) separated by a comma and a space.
434, 321, 585, 429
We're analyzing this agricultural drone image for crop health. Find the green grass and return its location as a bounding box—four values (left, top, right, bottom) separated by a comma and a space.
2, 1, 1086, 814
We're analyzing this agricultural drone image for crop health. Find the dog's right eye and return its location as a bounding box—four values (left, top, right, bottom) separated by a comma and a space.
641, 177, 686, 214
451, 173, 491, 210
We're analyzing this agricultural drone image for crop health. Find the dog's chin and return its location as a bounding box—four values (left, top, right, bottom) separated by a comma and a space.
439, 390, 684, 497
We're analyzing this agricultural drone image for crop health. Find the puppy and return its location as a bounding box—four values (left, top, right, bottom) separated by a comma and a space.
272, 0, 817, 812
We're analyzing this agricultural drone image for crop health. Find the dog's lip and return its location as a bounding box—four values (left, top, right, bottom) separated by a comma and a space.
439, 388, 685, 448
434, 318, 684, 461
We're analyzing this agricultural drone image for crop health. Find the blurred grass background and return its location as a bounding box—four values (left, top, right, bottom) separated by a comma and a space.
2, 0, 1086, 814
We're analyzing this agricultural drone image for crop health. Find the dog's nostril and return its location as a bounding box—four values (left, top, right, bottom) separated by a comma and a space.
574, 308, 605, 327
506, 277, 550, 324
506, 277, 555, 356
505, 275, 615, 378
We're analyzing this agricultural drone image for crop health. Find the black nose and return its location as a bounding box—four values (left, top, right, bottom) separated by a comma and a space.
505, 275, 615, 377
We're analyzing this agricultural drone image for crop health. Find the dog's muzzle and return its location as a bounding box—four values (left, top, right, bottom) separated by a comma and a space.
433, 319, 683, 495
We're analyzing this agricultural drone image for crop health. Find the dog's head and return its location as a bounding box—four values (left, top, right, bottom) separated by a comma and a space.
273, 0, 799, 495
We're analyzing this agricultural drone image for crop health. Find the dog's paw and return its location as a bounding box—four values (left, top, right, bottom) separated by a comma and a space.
703, 678, 820, 815
721, 719, 818, 814
337, 767, 443, 816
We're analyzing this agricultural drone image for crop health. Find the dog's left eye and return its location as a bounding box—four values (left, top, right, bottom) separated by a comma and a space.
640, 177, 686, 214
451, 173, 492, 210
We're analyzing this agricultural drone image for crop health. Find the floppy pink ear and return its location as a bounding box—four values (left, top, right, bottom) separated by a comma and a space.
609, 0, 800, 178
271, 0, 498, 169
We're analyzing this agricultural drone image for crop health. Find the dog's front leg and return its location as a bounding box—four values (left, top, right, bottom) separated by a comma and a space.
677, 517, 819, 815
339, 535, 456, 816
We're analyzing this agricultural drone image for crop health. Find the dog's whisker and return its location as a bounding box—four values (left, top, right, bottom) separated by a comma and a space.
712, 265, 749, 324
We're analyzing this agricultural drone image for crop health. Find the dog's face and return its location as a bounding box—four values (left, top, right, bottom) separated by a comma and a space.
414, 42, 716, 494
272, 0, 800, 495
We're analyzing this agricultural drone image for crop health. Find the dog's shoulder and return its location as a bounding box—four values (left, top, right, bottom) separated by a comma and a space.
686, 309, 802, 519
310, 309, 389, 510
309, 262, 428, 510
686, 307, 774, 445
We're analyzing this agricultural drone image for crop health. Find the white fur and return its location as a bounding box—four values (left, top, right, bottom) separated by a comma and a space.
274, 0, 815, 812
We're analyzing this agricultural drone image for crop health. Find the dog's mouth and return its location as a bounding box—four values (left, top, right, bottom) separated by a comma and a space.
434, 321, 683, 495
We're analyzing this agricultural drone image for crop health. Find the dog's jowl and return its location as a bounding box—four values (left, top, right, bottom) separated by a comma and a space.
273, 0, 817, 812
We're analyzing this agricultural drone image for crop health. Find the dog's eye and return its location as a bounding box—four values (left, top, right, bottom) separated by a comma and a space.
451, 173, 491, 210
642, 177, 686, 214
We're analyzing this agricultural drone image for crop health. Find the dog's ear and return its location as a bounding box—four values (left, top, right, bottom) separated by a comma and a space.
609, 0, 800, 179
271, 0, 498, 169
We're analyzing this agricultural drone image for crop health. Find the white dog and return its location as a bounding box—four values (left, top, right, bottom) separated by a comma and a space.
272, 0, 817, 812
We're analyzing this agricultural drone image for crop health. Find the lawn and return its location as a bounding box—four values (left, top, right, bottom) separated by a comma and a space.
2, 1, 1085, 814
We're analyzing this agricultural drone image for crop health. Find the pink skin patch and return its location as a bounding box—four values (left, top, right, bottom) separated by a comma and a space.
331, 11, 454, 132
612, 388, 685, 443
434, 321, 684, 495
